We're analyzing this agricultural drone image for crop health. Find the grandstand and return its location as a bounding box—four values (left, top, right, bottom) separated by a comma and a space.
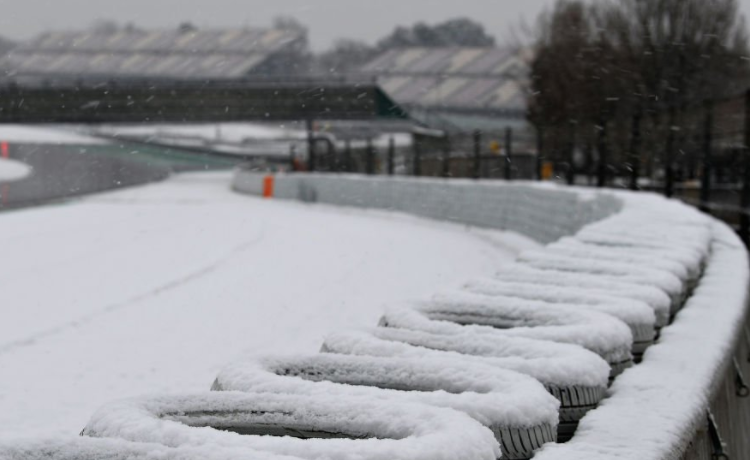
1, 25, 307, 83
358, 47, 530, 133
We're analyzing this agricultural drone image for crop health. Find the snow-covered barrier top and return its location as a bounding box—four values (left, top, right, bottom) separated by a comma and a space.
380, 296, 633, 370
82, 392, 500, 460
212, 353, 559, 429
0, 437, 299, 460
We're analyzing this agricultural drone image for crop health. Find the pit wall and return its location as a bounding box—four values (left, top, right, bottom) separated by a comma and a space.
233, 170, 750, 460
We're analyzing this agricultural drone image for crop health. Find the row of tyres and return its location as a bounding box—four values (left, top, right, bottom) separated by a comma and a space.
2, 195, 712, 460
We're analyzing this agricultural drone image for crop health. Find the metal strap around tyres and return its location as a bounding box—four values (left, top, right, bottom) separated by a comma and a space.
707, 410, 729, 460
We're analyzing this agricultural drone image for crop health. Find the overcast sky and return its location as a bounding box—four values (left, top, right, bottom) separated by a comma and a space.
2, 0, 750, 51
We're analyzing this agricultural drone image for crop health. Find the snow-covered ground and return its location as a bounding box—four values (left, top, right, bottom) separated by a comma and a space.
0, 158, 31, 182
0, 125, 107, 145
86, 122, 413, 158
0, 172, 526, 439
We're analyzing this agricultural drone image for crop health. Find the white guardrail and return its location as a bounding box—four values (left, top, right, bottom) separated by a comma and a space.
2, 171, 748, 460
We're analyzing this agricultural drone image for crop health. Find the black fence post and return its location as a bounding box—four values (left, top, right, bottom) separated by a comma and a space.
343, 139, 352, 173
387, 136, 395, 176
664, 108, 676, 198
536, 126, 544, 181
366, 138, 375, 175
700, 101, 714, 210
597, 119, 608, 187
629, 109, 642, 191
306, 118, 316, 172
413, 139, 422, 177
327, 137, 338, 172
289, 144, 297, 171
742, 90, 750, 245
504, 127, 513, 181
473, 130, 482, 180
441, 135, 451, 178
566, 122, 576, 185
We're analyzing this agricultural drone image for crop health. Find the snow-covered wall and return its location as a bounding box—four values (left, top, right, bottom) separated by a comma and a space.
233, 172, 622, 244
233, 170, 750, 460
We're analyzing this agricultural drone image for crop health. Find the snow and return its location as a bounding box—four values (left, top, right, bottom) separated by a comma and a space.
0, 158, 31, 183
0, 438, 298, 460
0, 125, 106, 145
533, 221, 750, 460
82, 392, 501, 460
545, 239, 691, 283
88, 123, 413, 158
93, 123, 303, 143
550, 236, 704, 281
517, 251, 685, 300
0, 172, 518, 439
212, 353, 560, 429
379, 293, 634, 366
322, 327, 611, 389
459, 280, 660, 332
490, 264, 673, 325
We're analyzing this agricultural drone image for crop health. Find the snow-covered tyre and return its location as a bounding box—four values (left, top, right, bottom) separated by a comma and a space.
547, 385, 605, 442
456, 281, 657, 356
321, 328, 609, 443
547, 236, 703, 286
380, 298, 634, 378
491, 265, 673, 328
211, 353, 559, 460
0, 437, 298, 460
517, 250, 686, 310
82, 392, 501, 460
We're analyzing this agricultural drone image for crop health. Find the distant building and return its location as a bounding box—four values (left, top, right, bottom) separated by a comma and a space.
357, 47, 537, 178
358, 47, 530, 134
1, 25, 307, 84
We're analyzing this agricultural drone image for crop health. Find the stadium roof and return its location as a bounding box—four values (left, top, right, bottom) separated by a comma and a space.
358, 47, 529, 116
1, 27, 304, 80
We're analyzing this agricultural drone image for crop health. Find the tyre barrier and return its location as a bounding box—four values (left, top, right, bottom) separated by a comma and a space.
453, 282, 657, 356
320, 327, 609, 442
379, 295, 634, 377
464, 278, 669, 330
81, 392, 500, 460
210, 353, 559, 460
548, 237, 702, 287
489, 264, 673, 327
0, 438, 300, 460
516, 252, 686, 314
221, 173, 744, 459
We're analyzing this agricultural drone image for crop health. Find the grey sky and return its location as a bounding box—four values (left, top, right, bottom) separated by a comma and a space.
3, 0, 750, 51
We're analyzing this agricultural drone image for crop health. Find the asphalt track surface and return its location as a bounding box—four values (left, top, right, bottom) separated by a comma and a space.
0, 142, 242, 209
